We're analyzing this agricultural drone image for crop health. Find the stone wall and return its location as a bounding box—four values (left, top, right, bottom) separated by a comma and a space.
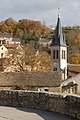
0, 90, 80, 119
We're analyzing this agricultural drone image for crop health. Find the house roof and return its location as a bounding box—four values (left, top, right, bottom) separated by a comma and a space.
61, 73, 80, 87
0, 72, 62, 87
51, 15, 67, 47
12, 37, 21, 42
39, 38, 51, 42
68, 64, 80, 73
0, 33, 12, 38
4, 44, 18, 49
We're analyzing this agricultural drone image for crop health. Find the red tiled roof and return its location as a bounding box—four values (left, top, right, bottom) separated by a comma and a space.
68, 64, 80, 72
4, 44, 18, 49
68, 64, 80, 77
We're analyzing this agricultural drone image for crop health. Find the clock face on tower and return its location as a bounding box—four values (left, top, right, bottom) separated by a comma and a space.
54, 62, 57, 66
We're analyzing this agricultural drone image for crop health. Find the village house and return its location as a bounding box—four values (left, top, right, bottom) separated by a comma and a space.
39, 38, 51, 47
0, 45, 8, 58
0, 44, 21, 72
0, 33, 21, 71
0, 33, 20, 45
0, 44, 20, 59
61, 73, 80, 94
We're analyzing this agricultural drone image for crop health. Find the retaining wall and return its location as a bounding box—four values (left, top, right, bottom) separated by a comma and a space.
0, 90, 80, 119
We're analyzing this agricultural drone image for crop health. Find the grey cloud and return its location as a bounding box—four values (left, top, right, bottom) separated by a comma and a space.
0, 0, 80, 26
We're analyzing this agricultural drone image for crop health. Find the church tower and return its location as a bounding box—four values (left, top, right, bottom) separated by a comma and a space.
51, 13, 67, 80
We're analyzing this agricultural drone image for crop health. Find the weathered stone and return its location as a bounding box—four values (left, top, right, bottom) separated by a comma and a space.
0, 90, 79, 119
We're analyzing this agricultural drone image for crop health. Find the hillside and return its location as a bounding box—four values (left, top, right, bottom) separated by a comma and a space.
63, 26, 80, 64
0, 18, 80, 64
0, 18, 51, 44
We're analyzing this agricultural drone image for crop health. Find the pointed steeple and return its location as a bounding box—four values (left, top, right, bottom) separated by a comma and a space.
50, 7, 67, 80
51, 13, 66, 46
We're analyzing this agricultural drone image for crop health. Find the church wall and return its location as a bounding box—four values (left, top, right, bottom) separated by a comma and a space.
60, 46, 67, 79
60, 46, 67, 69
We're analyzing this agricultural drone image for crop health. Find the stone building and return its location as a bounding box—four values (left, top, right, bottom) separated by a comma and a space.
0, 72, 62, 92
61, 73, 80, 94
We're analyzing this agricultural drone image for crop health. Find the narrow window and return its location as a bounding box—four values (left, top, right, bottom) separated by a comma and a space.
64, 51, 65, 59
56, 50, 58, 59
0, 40, 1, 44
53, 50, 55, 59
62, 50, 64, 59
1, 53, 3, 58
1, 47, 3, 50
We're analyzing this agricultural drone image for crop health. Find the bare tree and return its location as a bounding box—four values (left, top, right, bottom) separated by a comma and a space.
4, 43, 52, 72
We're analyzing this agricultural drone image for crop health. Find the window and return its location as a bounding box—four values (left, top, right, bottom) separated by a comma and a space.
2, 40, 6, 44
7, 41, 9, 44
62, 50, 66, 59
53, 50, 56, 59
44, 89, 49, 92
56, 50, 59, 59
64, 51, 65, 59
54, 68, 57, 71
1, 53, 3, 58
53, 50, 59, 59
62, 50, 64, 59
1, 47, 3, 50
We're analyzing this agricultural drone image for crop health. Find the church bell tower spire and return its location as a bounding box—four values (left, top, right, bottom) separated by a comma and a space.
51, 8, 67, 80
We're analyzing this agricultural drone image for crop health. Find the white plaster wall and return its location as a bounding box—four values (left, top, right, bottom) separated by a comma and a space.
60, 46, 67, 79
60, 47, 67, 67
0, 45, 8, 58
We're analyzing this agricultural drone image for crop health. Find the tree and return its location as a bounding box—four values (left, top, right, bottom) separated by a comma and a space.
69, 52, 80, 64
4, 43, 52, 72
4, 18, 17, 34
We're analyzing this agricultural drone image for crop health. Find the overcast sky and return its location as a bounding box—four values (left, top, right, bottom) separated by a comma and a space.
0, 0, 80, 26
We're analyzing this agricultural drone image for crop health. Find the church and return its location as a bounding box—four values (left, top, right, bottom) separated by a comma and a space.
49, 12, 80, 94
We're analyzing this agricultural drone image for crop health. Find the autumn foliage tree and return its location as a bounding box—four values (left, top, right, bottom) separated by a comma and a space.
69, 52, 80, 64
0, 18, 51, 43
63, 27, 80, 64
18, 19, 50, 43
4, 43, 52, 72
